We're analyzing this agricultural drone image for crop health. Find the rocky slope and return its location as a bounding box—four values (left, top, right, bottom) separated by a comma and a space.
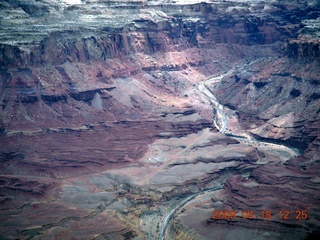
0, 0, 319, 239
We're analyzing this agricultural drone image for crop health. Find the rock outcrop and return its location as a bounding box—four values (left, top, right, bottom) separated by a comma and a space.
0, 0, 319, 239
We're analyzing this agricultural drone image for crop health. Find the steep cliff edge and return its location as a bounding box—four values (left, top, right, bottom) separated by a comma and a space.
1, 0, 319, 68
0, 0, 319, 239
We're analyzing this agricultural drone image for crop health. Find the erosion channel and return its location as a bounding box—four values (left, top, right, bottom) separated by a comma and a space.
1, 1, 319, 239
158, 66, 301, 240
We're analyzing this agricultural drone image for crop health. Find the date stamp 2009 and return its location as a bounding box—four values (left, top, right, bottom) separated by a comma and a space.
212, 210, 308, 220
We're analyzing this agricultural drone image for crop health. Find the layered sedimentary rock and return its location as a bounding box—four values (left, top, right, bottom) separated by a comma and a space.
209, 57, 319, 147
0, 0, 319, 239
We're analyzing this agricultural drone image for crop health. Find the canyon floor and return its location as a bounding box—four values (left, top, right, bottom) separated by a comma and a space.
0, 0, 320, 240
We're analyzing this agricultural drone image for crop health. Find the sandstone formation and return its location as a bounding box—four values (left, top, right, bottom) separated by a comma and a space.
0, 0, 319, 239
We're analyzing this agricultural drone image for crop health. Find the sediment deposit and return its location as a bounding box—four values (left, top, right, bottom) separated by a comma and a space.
0, 0, 319, 239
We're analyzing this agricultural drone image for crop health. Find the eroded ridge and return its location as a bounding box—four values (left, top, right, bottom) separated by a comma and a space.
0, 0, 319, 239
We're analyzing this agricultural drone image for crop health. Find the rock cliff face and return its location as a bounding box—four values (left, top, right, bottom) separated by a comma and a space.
0, 0, 319, 239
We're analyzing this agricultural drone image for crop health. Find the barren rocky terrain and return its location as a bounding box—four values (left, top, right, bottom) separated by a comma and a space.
0, 0, 319, 239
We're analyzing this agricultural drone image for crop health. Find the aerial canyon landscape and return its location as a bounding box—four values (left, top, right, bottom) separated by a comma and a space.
0, 0, 319, 239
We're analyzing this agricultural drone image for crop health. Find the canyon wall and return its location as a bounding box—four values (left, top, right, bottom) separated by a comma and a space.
0, 0, 319, 239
